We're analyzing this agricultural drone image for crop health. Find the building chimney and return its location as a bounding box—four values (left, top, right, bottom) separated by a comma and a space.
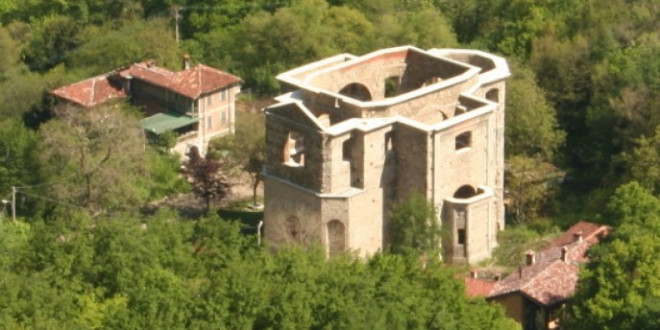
183, 54, 191, 70
573, 231, 583, 242
518, 266, 523, 278
561, 246, 568, 262
470, 269, 478, 279
495, 273, 502, 281
525, 251, 536, 266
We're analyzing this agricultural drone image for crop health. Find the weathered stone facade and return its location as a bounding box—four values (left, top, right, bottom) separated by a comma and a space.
263, 46, 510, 264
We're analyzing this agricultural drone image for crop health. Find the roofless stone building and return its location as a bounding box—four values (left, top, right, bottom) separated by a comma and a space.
263, 46, 510, 263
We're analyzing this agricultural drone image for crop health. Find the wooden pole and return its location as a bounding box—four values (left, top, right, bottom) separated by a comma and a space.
11, 186, 16, 221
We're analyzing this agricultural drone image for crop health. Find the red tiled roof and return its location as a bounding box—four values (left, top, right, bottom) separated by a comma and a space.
465, 277, 496, 298
50, 73, 127, 108
50, 61, 242, 108
118, 62, 241, 99
487, 222, 610, 306
545, 221, 610, 249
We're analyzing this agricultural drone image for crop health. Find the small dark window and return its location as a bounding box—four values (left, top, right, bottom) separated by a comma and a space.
458, 229, 466, 245
455, 131, 471, 150
385, 76, 400, 98
385, 131, 394, 153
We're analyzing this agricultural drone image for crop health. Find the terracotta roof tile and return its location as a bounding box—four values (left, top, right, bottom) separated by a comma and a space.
51, 61, 242, 107
50, 73, 127, 108
488, 222, 609, 306
545, 221, 610, 249
465, 277, 497, 298
118, 62, 241, 99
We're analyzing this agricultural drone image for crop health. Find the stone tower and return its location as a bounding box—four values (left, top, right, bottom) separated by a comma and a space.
263, 46, 509, 263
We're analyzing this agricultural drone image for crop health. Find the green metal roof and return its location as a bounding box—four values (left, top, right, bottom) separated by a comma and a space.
140, 112, 199, 134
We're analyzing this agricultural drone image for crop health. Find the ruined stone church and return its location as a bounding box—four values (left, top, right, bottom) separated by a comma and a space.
263, 46, 510, 264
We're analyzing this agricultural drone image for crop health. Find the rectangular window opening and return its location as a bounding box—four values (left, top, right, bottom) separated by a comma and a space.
458, 229, 466, 245
283, 131, 305, 167
455, 131, 472, 150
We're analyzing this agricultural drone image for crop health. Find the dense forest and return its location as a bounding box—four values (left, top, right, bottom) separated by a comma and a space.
0, 0, 659, 328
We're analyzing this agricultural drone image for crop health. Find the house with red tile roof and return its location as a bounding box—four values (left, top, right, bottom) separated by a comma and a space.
50, 57, 241, 155
464, 221, 610, 330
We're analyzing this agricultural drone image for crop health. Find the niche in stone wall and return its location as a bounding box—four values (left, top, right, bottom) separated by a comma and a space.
326, 220, 346, 257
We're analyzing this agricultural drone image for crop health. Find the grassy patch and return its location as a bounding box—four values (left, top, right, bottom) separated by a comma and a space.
491, 224, 558, 271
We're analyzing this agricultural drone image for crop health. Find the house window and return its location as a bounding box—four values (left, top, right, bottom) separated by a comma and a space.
206, 95, 212, 106
221, 111, 227, 123
207, 116, 213, 129
458, 229, 466, 245
455, 131, 472, 150
283, 131, 305, 167
221, 89, 227, 101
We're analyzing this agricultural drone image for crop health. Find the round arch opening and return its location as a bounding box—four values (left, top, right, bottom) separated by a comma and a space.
338, 83, 372, 101
454, 185, 478, 199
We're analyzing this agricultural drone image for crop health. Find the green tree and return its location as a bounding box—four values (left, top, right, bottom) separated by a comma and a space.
67, 18, 181, 74
39, 103, 147, 213
0, 119, 42, 203
506, 61, 565, 160
210, 110, 265, 206
183, 147, 230, 214
619, 126, 660, 196
568, 182, 660, 329
505, 155, 559, 224
387, 192, 441, 256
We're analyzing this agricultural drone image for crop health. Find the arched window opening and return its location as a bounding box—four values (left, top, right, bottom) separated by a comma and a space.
455, 131, 472, 150
283, 131, 305, 166
486, 89, 499, 102
454, 185, 477, 199
327, 220, 345, 257
384, 76, 400, 98
339, 83, 372, 101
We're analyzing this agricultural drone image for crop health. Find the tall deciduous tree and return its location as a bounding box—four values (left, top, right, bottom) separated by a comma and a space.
209, 110, 265, 206
387, 192, 441, 256
39, 103, 146, 213
183, 147, 230, 214
568, 182, 660, 329
505, 155, 559, 224
505, 62, 565, 160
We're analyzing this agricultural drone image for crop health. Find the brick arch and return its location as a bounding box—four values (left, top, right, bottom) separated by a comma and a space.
338, 83, 372, 101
